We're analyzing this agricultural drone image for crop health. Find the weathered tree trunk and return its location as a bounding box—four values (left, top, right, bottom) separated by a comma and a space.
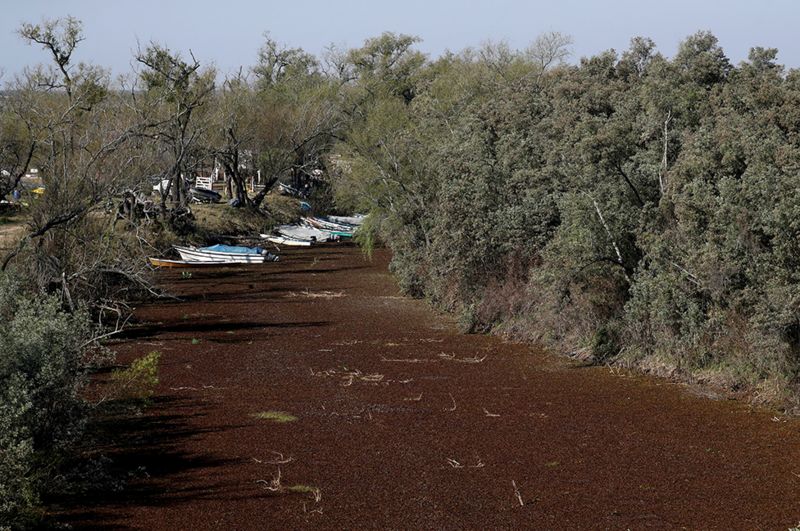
251, 175, 280, 209
660, 110, 672, 196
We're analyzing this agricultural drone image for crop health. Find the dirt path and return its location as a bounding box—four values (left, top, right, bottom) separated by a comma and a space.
63, 246, 800, 529
0, 222, 24, 251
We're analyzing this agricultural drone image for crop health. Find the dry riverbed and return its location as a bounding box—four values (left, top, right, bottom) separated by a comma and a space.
59, 245, 800, 529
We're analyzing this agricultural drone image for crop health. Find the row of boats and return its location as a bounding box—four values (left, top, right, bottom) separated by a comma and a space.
261, 215, 365, 247
148, 215, 365, 267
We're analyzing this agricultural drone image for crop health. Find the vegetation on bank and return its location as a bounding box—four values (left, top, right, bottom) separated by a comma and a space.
3, 12, 800, 526
333, 33, 800, 408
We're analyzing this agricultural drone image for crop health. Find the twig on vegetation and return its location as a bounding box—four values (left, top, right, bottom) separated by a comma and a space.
252, 451, 294, 465
404, 392, 423, 402
256, 468, 283, 492
446, 456, 484, 469
302, 503, 323, 516
438, 352, 487, 364
446, 458, 463, 468
445, 393, 457, 412
286, 290, 344, 299
512, 480, 524, 506
483, 408, 501, 418
380, 355, 435, 363
312, 366, 383, 386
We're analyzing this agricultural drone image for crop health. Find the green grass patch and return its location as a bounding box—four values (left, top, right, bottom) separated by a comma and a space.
250, 411, 297, 423
191, 338, 201, 345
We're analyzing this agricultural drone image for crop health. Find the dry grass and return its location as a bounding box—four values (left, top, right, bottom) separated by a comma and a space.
252, 451, 294, 465
438, 352, 487, 363
287, 485, 323, 502
381, 355, 437, 363
512, 480, 524, 506
444, 393, 457, 412
256, 468, 322, 503
286, 290, 345, 299
310, 367, 384, 386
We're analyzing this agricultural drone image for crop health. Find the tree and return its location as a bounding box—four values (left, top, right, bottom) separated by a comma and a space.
210, 74, 259, 207
135, 44, 215, 212
4, 18, 133, 272
345, 32, 426, 104
250, 35, 340, 207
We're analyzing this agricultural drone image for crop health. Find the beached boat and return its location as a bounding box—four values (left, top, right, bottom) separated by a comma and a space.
149, 257, 242, 268
327, 214, 366, 226
277, 224, 333, 242
174, 245, 276, 264
303, 216, 356, 234
301, 219, 353, 238
261, 234, 313, 247
189, 186, 221, 203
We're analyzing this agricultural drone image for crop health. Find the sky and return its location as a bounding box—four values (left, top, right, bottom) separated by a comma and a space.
1, 0, 798, 79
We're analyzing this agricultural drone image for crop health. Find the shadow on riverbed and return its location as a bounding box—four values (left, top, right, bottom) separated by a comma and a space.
53, 394, 246, 530
113, 319, 331, 341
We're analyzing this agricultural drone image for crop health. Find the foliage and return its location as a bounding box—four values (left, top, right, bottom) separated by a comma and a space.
332, 31, 800, 405
110, 351, 161, 402
0, 273, 92, 527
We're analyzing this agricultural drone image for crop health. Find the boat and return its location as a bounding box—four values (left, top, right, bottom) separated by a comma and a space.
276, 224, 334, 242
301, 219, 353, 238
149, 257, 242, 268
327, 214, 366, 226
174, 244, 277, 264
189, 186, 221, 203
303, 216, 356, 234
260, 234, 313, 247
278, 182, 301, 197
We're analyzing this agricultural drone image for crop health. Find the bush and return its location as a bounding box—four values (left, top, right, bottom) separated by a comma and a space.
0, 273, 92, 527
110, 351, 161, 402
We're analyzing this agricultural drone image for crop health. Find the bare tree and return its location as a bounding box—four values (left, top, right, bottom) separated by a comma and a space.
210, 73, 258, 207
2, 17, 154, 321
526, 31, 573, 72
134, 44, 215, 213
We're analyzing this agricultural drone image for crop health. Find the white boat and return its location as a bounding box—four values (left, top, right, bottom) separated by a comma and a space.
260, 234, 313, 247
304, 216, 356, 233
174, 246, 269, 264
327, 214, 366, 226
276, 224, 333, 242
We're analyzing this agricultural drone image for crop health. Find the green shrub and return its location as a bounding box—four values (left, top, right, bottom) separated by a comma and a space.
0, 273, 92, 527
110, 351, 161, 402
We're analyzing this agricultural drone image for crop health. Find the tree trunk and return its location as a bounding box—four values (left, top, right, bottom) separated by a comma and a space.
252, 176, 280, 209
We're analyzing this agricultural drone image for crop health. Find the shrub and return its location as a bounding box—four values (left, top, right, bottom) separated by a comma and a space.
109, 351, 161, 402
0, 273, 92, 527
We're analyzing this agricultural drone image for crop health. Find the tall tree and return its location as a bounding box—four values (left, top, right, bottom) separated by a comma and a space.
135, 44, 215, 212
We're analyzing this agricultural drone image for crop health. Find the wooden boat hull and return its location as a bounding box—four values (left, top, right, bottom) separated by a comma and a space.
149, 257, 243, 268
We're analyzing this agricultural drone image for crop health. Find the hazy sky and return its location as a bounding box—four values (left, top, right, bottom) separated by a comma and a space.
1, 0, 797, 79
